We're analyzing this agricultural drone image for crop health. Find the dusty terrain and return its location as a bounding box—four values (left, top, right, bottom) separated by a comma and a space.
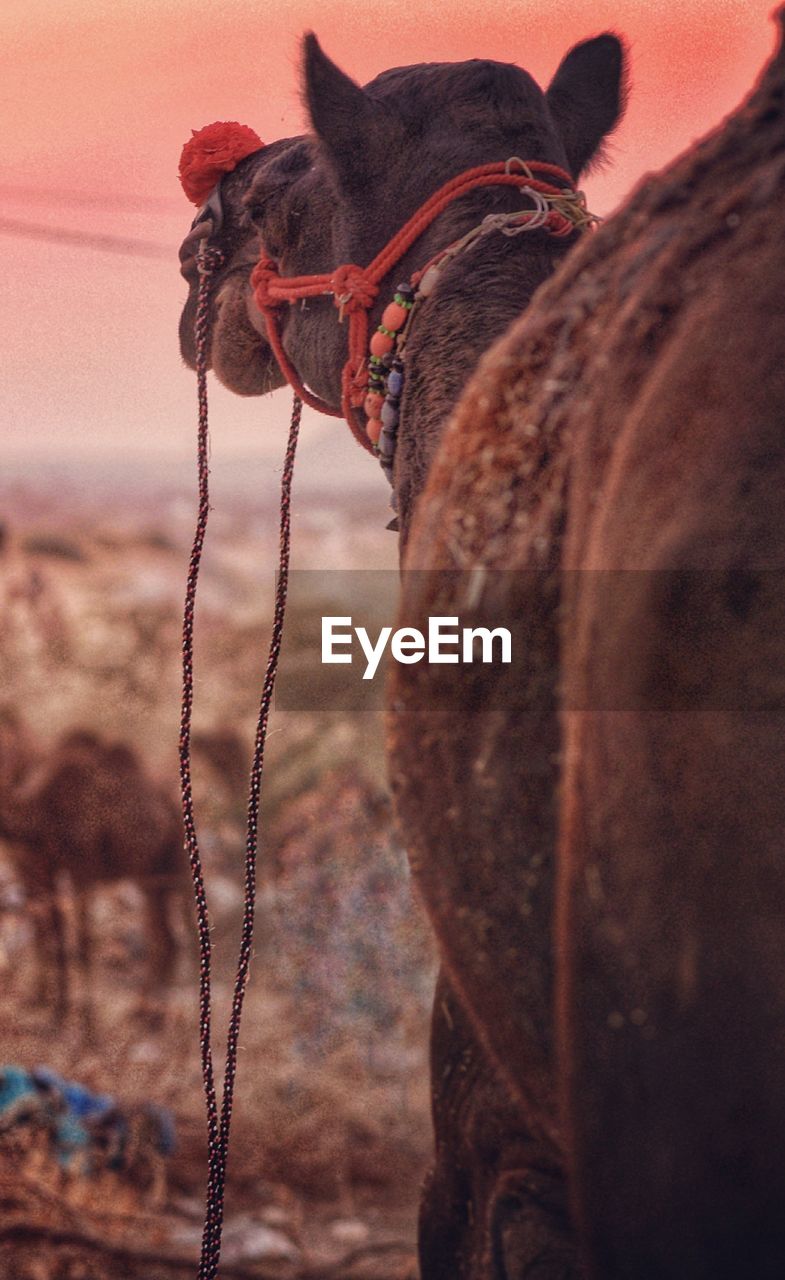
0, 452, 431, 1279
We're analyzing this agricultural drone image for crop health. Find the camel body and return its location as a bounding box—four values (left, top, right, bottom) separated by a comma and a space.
390, 17, 785, 1278
0, 712, 188, 1026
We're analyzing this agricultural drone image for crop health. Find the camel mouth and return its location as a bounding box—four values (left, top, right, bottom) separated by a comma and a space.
179, 245, 258, 377
180, 265, 284, 397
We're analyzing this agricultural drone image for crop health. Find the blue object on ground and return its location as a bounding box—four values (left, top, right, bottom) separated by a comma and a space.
0, 1064, 176, 1171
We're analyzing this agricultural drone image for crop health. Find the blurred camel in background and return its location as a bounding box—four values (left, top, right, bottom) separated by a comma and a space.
0, 709, 189, 1031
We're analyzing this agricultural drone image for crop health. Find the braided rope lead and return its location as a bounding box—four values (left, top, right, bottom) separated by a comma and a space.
179, 242, 223, 1279
208, 396, 302, 1277
180, 240, 303, 1279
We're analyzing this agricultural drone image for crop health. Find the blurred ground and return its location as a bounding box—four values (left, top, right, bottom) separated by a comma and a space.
0, 453, 432, 1278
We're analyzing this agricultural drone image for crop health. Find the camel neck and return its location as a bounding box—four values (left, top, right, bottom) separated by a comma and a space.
394, 226, 570, 546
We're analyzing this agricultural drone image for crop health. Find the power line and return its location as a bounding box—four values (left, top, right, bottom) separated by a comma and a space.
0, 218, 174, 259
0, 183, 183, 214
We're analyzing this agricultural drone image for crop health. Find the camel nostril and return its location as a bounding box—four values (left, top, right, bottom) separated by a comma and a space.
178, 219, 215, 267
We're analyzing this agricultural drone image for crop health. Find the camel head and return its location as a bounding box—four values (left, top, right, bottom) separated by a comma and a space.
241, 35, 627, 412
178, 135, 307, 396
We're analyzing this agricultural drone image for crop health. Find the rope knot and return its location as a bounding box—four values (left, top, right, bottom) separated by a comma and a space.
250, 256, 281, 312
546, 209, 579, 238
331, 264, 378, 320
197, 244, 225, 276
343, 356, 370, 409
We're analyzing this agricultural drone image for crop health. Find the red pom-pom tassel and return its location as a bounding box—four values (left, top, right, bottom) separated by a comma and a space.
179, 122, 264, 206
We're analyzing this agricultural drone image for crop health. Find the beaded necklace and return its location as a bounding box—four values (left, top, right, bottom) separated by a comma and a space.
362, 176, 599, 495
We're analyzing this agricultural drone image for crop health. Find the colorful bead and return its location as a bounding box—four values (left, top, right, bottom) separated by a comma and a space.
382, 302, 408, 330
366, 417, 383, 444
396, 283, 415, 301
387, 368, 404, 397
381, 400, 399, 429
370, 330, 394, 357
364, 391, 384, 417
378, 428, 396, 459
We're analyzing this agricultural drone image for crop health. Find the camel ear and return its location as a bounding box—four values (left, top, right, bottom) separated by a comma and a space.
546, 34, 627, 178
303, 34, 380, 185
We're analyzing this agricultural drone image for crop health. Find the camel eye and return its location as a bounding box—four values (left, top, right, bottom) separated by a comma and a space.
238, 208, 259, 235
243, 198, 271, 235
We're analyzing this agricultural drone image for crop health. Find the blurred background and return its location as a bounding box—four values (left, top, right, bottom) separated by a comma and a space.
0, 0, 777, 1274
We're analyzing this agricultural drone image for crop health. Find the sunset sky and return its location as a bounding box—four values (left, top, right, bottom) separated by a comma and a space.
0, 0, 778, 483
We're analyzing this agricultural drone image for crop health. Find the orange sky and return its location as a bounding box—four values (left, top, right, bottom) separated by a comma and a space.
0, 0, 778, 480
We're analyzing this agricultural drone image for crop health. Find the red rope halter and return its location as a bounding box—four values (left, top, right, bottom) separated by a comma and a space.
250, 158, 582, 454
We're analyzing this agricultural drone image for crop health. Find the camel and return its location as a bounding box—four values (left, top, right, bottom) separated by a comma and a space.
178, 32, 625, 1277
181, 18, 785, 1273
0, 709, 189, 1029
385, 14, 785, 1280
